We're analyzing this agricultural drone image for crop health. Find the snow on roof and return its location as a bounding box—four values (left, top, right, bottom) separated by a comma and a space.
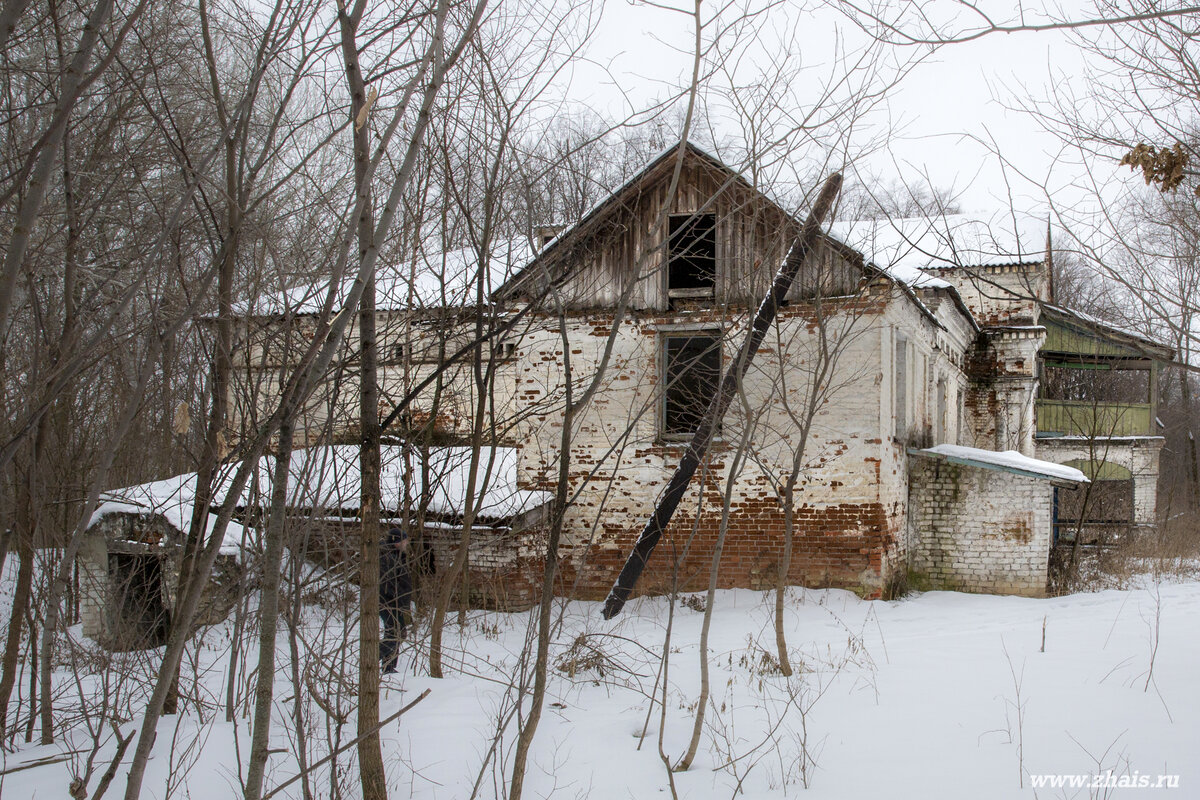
873, 261, 954, 291
232, 239, 534, 316
92, 445, 552, 545
827, 212, 1047, 278
91, 470, 250, 555
1040, 304, 1174, 359
283, 444, 552, 521
915, 444, 1088, 484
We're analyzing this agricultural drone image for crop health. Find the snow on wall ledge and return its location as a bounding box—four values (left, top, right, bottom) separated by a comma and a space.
908, 453, 1057, 597
917, 444, 1088, 485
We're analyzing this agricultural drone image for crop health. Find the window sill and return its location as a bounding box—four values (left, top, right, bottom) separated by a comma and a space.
653, 435, 729, 450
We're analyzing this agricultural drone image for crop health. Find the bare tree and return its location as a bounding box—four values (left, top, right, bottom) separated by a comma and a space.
119, 1, 489, 795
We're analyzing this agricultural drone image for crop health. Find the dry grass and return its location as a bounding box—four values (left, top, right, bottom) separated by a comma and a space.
1061, 515, 1200, 592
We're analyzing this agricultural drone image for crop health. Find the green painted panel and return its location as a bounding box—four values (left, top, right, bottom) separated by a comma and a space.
1035, 400, 1152, 437
1062, 458, 1133, 481
1043, 319, 1144, 359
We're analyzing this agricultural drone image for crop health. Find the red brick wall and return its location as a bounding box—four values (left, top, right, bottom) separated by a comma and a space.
553, 498, 896, 601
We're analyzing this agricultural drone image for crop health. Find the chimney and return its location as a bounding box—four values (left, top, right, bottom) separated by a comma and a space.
534, 224, 565, 252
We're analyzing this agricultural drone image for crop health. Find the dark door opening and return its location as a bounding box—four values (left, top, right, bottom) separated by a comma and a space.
108, 552, 170, 650
1053, 479, 1134, 545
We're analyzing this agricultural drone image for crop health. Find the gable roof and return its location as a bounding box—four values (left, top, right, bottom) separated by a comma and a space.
490, 141, 1002, 342
492, 141, 789, 302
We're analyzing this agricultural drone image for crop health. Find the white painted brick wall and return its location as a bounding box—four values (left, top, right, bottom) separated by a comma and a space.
908, 457, 1053, 596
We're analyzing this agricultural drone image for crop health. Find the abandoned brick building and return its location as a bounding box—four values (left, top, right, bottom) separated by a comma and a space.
232, 143, 1173, 601
86, 142, 1174, 640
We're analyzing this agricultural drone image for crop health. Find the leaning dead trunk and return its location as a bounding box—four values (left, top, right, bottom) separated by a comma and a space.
602, 172, 844, 619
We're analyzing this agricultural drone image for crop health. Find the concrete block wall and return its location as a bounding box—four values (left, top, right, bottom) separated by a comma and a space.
908, 457, 1053, 596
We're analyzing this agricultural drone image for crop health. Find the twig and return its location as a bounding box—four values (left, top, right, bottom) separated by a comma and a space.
260, 688, 431, 800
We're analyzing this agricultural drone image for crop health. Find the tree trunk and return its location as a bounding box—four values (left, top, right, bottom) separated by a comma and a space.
244, 421, 295, 800
37, 96, 82, 744
1179, 366, 1199, 509
0, 521, 33, 737
774, 476, 798, 678
285, 531, 314, 800
168, 133, 240, 716
338, 2, 386, 794
429, 257, 494, 678
0, 417, 46, 737
677, 433, 751, 772
508, 361, 573, 799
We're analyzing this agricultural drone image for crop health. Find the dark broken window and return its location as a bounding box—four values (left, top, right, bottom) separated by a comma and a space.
668, 213, 716, 297
1040, 361, 1151, 404
663, 331, 722, 437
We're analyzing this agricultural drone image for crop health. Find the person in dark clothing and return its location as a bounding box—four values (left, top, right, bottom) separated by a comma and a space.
379, 526, 412, 674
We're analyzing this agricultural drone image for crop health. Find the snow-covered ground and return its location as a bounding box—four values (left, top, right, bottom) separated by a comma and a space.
2, 572, 1197, 799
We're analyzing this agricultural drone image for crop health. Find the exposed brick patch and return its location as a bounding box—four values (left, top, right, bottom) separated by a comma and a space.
556, 498, 897, 601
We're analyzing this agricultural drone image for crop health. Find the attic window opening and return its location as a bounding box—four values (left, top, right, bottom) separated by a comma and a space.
534, 224, 564, 251
662, 330, 722, 438
668, 213, 716, 298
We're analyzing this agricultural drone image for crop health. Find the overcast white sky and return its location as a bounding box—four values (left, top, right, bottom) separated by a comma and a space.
561, 0, 1114, 220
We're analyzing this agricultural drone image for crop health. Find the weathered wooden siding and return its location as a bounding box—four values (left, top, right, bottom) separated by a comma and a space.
513, 150, 806, 310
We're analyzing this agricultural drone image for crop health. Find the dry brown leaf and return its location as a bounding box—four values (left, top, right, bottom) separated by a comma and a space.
354, 86, 377, 132
172, 401, 191, 436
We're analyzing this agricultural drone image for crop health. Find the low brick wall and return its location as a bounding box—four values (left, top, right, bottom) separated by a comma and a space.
288, 516, 545, 609
908, 457, 1053, 596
